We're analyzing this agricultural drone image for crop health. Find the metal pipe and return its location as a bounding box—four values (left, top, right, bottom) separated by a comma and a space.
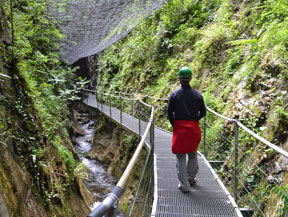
127, 148, 152, 217
234, 120, 239, 202
109, 95, 112, 117
87, 186, 122, 217
206, 106, 233, 121
117, 121, 152, 188
138, 98, 153, 108
101, 92, 103, 111
87, 92, 88, 105
96, 92, 99, 108
137, 100, 141, 137
131, 99, 134, 116
203, 116, 206, 157
237, 122, 288, 158
86, 93, 155, 216
120, 96, 123, 125
0, 73, 12, 80
150, 120, 154, 149
205, 105, 288, 158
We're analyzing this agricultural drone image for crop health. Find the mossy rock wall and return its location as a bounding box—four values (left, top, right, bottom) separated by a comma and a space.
73, 101, 148, 214
0, 3, 92, 217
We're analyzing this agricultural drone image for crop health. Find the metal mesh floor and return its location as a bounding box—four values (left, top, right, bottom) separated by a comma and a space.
83, 93, 237, 217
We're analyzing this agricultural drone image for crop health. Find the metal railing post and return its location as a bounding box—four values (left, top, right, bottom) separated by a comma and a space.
109, 94, 112, 117
233, 120, 239, 202
101, 92, 103, 111
85, 90, 88, 105
138, 100, 141, 137
120, 96, 123, 126
203, 116, 206, 157
131, 100, 134, 116
150, 119, 154, 149
96, 92, 99, 108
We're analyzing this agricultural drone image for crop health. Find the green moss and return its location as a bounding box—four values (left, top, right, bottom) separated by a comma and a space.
0, 1, 90, 216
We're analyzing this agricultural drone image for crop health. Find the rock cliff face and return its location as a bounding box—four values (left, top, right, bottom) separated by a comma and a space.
0, 5, 92, 217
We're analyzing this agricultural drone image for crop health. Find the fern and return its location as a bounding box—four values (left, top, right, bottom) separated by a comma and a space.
272, 184, 288, 216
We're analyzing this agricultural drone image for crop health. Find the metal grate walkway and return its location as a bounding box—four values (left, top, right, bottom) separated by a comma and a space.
84, 93, 239, 217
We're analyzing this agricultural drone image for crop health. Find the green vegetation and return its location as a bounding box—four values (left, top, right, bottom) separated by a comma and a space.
272, 184, 288, 216
0, 0, 90, 216
0, 0, 287, 216
95, 0, 288, 215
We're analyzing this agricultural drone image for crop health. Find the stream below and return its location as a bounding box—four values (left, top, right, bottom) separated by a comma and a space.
74, 113, 123, 215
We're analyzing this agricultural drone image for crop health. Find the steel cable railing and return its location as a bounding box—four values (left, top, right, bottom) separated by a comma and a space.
203, 107, 288, 216
82, 89, 155, 217
92, 89, 288, 217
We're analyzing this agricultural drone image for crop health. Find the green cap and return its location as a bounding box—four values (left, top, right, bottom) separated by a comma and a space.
178, 66, 192, 80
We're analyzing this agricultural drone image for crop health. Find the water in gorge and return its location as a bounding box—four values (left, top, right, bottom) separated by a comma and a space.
74, 112, 123, 216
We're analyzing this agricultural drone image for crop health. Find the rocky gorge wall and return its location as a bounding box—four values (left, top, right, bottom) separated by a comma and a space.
0, 3, 92, 217
72, 101, 147, 214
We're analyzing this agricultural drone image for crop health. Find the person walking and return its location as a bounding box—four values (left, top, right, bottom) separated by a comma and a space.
167, 66, 206, 193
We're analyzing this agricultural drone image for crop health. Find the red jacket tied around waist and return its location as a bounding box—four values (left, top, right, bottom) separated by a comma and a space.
172, 120, 201, 154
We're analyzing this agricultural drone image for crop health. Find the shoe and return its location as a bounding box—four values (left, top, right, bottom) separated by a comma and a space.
189, 178, 197, 186
178, 184, 190, 193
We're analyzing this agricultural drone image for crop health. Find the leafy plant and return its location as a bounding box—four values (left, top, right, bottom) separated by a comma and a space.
272, 184, 288, 216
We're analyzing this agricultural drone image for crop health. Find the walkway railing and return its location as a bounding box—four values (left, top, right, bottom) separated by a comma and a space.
203, 107, 288, 216
82, 89, 155, 217
92, 89, 288, 217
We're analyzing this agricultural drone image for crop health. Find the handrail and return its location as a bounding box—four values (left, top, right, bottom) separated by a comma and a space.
205, 106, 288, 158
88, 121, 153, 217
236, 122, 288, 158
84, 89, 155, 217
0, 73, 12, 80
85, 88, 138, 101
206, 106, 234, 121
145, 95, 169, 101
138, 98, 153, 108
93, 88, 288, 158
115, 90, 135, 96
117, 116, 153, 188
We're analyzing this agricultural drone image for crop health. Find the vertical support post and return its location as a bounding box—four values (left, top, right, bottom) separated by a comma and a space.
97, 92, 99, 108
109, 94, 112, 117
120, 96, 123, 126
131, 100, 134, 116
138, 100, 141, 137
86, 91, 88, 105
203, 116, 206, 157
150, 120, 154, 150
101, 92, 103, 111
233, 120, 239, 202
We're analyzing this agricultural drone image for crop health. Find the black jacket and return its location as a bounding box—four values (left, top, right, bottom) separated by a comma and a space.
167, 84, 206, 126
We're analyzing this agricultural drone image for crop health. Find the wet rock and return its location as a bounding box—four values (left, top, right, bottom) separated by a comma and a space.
88, 122, 95, 129
85, 137, 93, 143
72, 121, 86, 136
275, 162, 282, 173
0, 193, 9, 217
